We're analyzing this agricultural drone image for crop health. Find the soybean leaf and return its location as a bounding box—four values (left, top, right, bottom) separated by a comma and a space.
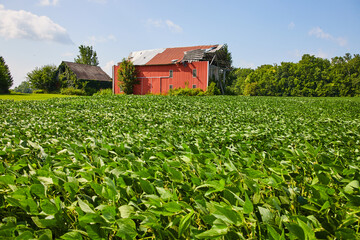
243, 192, 253, 214
60, 232, 83, 240
178, 210, 194, 238
195, 224, 228, 239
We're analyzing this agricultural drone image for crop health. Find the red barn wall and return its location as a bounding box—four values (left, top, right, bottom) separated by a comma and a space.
113, 61, 208, 95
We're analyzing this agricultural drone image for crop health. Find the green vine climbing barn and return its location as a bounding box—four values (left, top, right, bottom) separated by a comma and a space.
57, 61, 112, 92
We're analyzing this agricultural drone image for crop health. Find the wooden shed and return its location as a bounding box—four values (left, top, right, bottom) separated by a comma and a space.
113, 44, 230, 95
58, 61, 112, 92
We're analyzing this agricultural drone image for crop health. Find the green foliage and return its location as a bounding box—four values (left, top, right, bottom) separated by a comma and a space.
74, 45, 99, 66
168, 83, 220, 96
93, 88, 113, 96
228, 68, 254, 95
243, 81, 258, 96
231, 53, 360, 97
168, 87, 204, 96
216, 44, 233, 69
60, 87, 86, 95
33, 89, 45, 94
117, 58, 138, 94
14, 81, 33, 93
206, 82, 221, 95
57, 63, 81, 89
27, 65, 58, 93
0, 56, 13, 94
84, 79, 112, 95
1, 96, 359, 239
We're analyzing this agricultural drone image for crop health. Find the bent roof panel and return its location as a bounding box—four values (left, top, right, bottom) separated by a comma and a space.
128, 48, 166, 65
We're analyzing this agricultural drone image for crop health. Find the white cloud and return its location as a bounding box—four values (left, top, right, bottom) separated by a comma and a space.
39, 0, 59, 6
0, 4, 72, 44
308, 27, 347, 47
103, 60, 115, 77
165, 20, 183, 33
147, 19, 163, 28
86, 34, 117, 46
147, 18, 183, 33
309, 27, 331, 39
288, 22, 295, 30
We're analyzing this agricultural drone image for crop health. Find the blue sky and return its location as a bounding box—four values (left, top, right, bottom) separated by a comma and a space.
0, 0, 359, 87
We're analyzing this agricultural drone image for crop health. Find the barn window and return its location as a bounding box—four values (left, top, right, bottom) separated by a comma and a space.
169, 84, 173, 90
192, 84, 197, 89
192, 69, 197, 78
169, 70, 173, 78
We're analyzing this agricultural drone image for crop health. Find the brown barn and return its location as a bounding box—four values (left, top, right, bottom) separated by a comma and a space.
57, 61, 112, 93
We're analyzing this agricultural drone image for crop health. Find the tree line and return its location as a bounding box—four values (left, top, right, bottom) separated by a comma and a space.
2, 47, 359, 97
227, 53, 360, 97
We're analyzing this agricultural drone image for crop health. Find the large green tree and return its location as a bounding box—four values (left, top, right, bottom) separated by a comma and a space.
27, 65, 58, 92
74, 45, 99, 66
0, 56, 13, 94
117, 58, 138, 94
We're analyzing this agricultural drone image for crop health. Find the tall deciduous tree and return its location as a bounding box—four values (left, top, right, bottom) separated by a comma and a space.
117, 58, 138, 94
0, 56, 13, 94
74, 45, 99, 66
27, 65, 58, 92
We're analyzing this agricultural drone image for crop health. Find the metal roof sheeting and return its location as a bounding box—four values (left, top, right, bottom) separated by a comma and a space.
128, 45, 220, 66
128, 48, 166, 66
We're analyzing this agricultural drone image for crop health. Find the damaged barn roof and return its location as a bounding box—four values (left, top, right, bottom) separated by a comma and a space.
128, 44, 224, 66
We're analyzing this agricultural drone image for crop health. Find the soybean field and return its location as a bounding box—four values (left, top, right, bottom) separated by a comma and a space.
0, 95, 360, 239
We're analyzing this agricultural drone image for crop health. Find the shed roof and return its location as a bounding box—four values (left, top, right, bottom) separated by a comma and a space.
62, 61, 111, 81
128, 44, 222, 66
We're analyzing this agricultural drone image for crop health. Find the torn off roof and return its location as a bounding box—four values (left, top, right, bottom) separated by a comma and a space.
128, 48, 166, 66
128, 44, 222, 66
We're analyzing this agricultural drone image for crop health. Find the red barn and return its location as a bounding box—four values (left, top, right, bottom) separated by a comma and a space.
113, 44, 229, 95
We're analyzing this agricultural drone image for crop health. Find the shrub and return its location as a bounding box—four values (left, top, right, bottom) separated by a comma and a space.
84, 87, 97, 96
93, 88, 113, 96
168, 83, 221, 96
244, 82, 258, 96
205, 82, 221, 95
168, 87, 204, 96
60, 87, 86, 96
33, 89, 45, 94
